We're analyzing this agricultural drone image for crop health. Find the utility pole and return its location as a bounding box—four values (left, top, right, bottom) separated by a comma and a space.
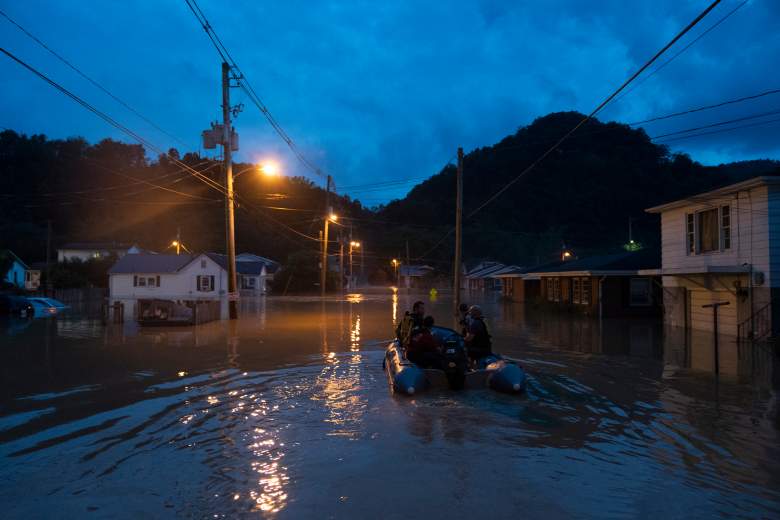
339, 235, 345, 295
405, 239, 410, 267
45, 219, 52, 296
222, 61, 238, 319
453, 147, 463, 325
320, 175, 332, 297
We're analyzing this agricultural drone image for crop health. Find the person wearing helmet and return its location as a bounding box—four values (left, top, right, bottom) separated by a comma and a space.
464, 305, 492, 363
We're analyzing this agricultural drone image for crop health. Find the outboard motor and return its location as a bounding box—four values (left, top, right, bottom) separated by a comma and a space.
441, 338, 468, 390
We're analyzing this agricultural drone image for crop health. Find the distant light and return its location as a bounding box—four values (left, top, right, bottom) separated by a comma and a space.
329, 213, 338, 222
172, 240, 179, 247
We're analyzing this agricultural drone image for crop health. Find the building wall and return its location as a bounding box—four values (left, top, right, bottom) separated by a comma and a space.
4, 260, 26, 288
541, 275, 661, 318
109, 254, 226, 301
660, 183, 780, 337
660, 186, 773, 285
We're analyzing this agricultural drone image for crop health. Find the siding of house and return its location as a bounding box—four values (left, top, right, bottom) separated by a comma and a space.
109, 255, 226, 301
660, 187, 773, 284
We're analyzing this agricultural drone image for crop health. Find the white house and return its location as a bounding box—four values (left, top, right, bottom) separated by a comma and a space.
1, 250, 40, 291
58, 242, 143, 262
645, 176, 780, 344
208, 253, 277, 295
108, 253, 227, 318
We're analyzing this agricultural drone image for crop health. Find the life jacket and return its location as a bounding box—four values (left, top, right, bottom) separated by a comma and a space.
396, 312, 423, 347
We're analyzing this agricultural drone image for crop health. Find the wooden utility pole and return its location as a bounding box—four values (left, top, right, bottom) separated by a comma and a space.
45, 219, 52, 296
320, 175, 332, 297
222, 61, 238, 319
453, 147, 463, 324
339, 235, 345, 295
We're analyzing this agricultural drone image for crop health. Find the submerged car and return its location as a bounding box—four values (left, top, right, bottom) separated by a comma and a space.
0, 294, 34, 318
26, 297, 68, 317
384, 326, 527, 395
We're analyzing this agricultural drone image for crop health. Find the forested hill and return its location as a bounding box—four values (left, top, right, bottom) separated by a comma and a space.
0, 130, 368, 264
375, 112, 780, 267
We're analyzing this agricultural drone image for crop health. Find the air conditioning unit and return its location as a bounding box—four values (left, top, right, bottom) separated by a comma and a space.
753, 271, 765, 286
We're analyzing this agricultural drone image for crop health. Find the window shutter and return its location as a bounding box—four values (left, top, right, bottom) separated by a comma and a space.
133, 275, 137, 287
210, 275, 215, 290
156, 275, 160, 287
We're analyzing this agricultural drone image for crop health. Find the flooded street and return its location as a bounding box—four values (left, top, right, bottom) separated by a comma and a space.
1, 292, 778, 519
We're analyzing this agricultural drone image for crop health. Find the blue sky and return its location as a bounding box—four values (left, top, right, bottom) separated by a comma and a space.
1, 0, 779, 205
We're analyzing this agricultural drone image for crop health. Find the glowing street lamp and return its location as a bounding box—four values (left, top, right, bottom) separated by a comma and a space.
259, 160, 280, 177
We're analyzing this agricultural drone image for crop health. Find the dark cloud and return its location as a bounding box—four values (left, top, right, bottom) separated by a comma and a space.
1, 0, 778, 203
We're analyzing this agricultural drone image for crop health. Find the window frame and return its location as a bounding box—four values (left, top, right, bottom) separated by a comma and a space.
629, 278, 652, 307
685, 204, 733, 256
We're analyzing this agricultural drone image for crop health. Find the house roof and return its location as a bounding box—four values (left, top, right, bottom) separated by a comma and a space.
466, 263, 507, 279
207, 253, 269, 275
59, 241, 136, 251
645, 176, 780, 213
488, 265, 526, 278
108, 253, 200, 274
526, 249, 660, 276
399, 265, 434, 277
0, 249, 28, 270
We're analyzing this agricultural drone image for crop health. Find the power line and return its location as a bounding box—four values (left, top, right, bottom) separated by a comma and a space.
609, 0, 747, 108
655, 115, 780, 144
184, 0, 329, 183
0, 46, 231, 199
464, 0, 722, 222
630, 88, 780, 126
0, 8, 191, 149
650, 107, 780, 140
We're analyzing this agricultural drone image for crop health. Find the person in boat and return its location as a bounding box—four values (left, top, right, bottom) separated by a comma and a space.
406, 315, 444, 369
464, 305, 492, 363
395, 300, 425, 347
457, 303, 470, 336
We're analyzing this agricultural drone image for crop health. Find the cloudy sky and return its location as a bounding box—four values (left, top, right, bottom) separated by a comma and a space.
1, 0, 779, 204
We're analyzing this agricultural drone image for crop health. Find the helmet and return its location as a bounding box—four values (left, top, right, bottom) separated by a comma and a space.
458, 303, 469, 312
468, 305, 483, 318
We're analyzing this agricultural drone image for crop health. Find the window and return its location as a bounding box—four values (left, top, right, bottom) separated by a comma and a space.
686, 213, 695, 254
546, 278, 555, 302
687, 206, 732, 255
581, 278, 591, 305
197, 275, 215, 292
144, 276, 160, 288
553, 278, 561, 302
201, 259, 207, 269
138, 276, 146, 287
572, 278, 581, 304
721, 205, 731, 250
697, 208, 719, 253
629, 278, 652, 306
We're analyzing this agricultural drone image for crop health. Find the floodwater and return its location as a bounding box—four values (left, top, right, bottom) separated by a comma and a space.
0, 292, 778, 519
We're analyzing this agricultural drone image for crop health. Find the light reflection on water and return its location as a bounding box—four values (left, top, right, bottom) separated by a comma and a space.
0, 294, 778, 518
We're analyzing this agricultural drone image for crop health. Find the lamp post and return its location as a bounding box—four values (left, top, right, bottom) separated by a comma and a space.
391, 258, 400, 288
349, 241, 360, 290
321, 212, 338, 297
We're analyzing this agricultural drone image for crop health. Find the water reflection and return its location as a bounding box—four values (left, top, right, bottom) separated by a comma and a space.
0, 295, 777, 518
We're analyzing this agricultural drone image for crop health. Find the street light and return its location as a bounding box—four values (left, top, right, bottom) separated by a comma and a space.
348, 241, 361, 290
320, 212, 339, 297
391, 258, 401, 287
234, 160, 283, 180
260, 160, 280, 176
